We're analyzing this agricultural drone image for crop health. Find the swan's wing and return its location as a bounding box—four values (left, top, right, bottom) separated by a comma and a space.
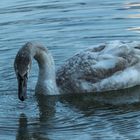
56, 41, 140, 93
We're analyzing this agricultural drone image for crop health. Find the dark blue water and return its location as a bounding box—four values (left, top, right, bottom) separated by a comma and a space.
1, 0, 140, 139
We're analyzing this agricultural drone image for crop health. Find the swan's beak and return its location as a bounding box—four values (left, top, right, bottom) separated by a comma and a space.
17, 74, 28, 101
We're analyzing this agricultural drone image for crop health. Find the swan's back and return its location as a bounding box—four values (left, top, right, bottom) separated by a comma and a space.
56, 41, 140, 93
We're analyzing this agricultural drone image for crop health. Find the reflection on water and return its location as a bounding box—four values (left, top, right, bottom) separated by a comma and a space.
14, 87, 140, 140
16, 114, 29, 140
1, 0, 140, 139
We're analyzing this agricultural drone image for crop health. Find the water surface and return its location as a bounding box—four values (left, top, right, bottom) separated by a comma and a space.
1, 0, 140, 139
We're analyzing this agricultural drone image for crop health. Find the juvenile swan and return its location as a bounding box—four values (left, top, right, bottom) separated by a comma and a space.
14, 41, 140, 101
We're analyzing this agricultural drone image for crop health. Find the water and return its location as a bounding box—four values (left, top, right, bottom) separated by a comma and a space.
1, 0, 140, 139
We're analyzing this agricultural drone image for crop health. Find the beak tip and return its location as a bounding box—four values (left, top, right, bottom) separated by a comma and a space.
19, 96, 25, 101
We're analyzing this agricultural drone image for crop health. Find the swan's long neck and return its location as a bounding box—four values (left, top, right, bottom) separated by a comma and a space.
30, 44, 59, 95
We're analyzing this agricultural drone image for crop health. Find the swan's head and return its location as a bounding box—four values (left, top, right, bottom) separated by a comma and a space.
14, 43, 32, 101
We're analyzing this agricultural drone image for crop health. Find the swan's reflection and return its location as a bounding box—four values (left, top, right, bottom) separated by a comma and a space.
64, 86, 140, 104
36, 94, 58, 122
58, 85, 140, 114
16, 95, 57, 140
16, 114, 30, 140
16, 86, 140, 140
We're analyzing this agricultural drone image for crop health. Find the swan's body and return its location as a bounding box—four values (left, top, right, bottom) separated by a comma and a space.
14, 40, 140, 101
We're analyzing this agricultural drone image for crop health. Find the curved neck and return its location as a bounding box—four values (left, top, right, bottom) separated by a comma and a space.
30, 43, 59, 95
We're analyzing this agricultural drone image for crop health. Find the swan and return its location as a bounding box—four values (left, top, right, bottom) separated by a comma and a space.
14, 40, 140, 101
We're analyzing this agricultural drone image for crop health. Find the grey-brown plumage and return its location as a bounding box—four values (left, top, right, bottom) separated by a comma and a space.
56, 40, 140, 93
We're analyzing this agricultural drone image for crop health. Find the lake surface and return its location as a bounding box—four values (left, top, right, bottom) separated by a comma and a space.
1, 0, 140, 139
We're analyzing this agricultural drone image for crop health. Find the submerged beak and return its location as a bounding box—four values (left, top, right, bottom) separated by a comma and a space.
18, 74, 28, 101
